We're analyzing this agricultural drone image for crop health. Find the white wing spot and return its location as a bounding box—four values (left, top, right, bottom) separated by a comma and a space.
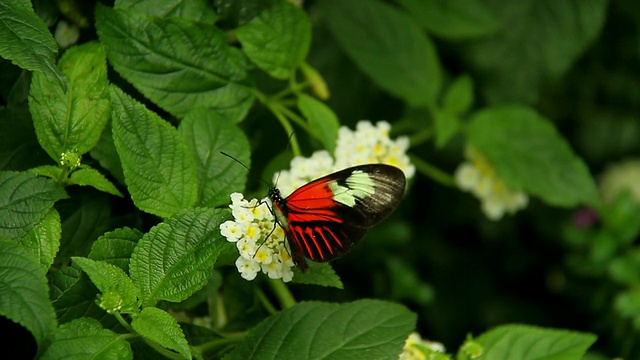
329, 170, 375, 207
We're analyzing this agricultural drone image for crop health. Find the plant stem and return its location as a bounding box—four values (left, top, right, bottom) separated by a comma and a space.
268, 279, 296, 309
410, 154, 456, 187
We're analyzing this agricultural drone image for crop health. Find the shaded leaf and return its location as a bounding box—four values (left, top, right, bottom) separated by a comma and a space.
298, 94, 339, 151
21, 208, 61, 273
0, 239, 56, 347
320, 0, 441, 107
0, 0, 65, 89
467, 106, 600, 207
0, 171, 67, 239
88, 227, 142, 273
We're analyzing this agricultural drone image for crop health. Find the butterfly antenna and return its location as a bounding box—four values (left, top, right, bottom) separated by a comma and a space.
273, 131, 296, 188
220, 151, 271, 188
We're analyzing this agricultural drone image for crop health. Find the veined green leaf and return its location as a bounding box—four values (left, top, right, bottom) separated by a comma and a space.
68, 166, 123, 197
460, 324, 596, 360
88, 227, 142, 273
21, 208, 61, 273
236, 1, 311, 79
297, 94, 339, 152
467, 106, 600, 208
179, 108, 250, 208
48, 264, 112, 325
115, 0, 218, 23
292, 262, 343, 289
41, 318, 132, 360
320, 0, 442, 107
110, 85, 198, 218
132, 307, 191, 360
96, 4, 254, 122
0, 239, 56, 347
56, 190, 111, 263
73, 257, 139, 314
90, 125, 124, 185
29, 41, 110, 162
0, 0, 65, 89
228, 300, 416, 360
130, 208, 228, 306
0, 171, 67, 239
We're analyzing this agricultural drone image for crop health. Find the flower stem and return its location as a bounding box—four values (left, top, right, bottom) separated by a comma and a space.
268, 279, 296, 309
410, 154, 456, 187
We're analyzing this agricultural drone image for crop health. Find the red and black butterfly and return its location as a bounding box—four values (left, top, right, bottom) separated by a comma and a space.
269, 164, 406, 270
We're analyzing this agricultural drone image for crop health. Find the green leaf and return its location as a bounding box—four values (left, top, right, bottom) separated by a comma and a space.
292, 262, 343, 289
466, 324, 596, 360
95, 4, 254, 122
131, 307, 191, 360
116, 0, 219, 23
48, 265, 110, 325
88, 227, 142, 273
0, 0, 66, 89
460, 0, 609, 104
29, 41, 110, 162
228, 299, 416, 360
130, 208, 228, 306
56, 190, 112, 262
29, 165, 63, 180
297, 94, 339, 151
434, 111, 460, 149
21, 208, 61, 273
178, 108, 251, 207
0, 239, 56, 347
68, 166, 123, 197
320, 0, 441, 107
41, 318, 132, 360
110, 85, 198, 218
0, 171, 67, 239
236, 1, 311, 79
443, 75, 474, 115
90, 124, 125, 185
467, 106, 600, 208
73, 257, 139, 314
396, 0, 501, 40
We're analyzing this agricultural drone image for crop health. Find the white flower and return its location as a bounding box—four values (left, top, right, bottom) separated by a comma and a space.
399, 332, 447, 360
599, 159, 640, 205
455, 146, 528, 220
334, 121, 415, 179
219, 220, 243, 242
220, 193, 295, 282
235, 257, 260, 281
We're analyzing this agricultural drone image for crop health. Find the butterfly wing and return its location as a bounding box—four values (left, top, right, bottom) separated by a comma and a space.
276, 164, 406, 269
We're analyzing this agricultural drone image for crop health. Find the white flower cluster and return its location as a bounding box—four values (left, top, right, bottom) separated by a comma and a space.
399, 332, 447, 360
455, 146, 528, 221
276, 121, 415, 196
599, 158, 640, 205
219, 193, 294, 282
220, 120, 414, 281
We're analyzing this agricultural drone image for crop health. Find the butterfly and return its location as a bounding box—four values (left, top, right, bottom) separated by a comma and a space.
268, 164, 406, 270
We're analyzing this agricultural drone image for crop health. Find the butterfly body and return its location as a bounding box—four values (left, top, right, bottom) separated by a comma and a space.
269, 164, 406, 270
